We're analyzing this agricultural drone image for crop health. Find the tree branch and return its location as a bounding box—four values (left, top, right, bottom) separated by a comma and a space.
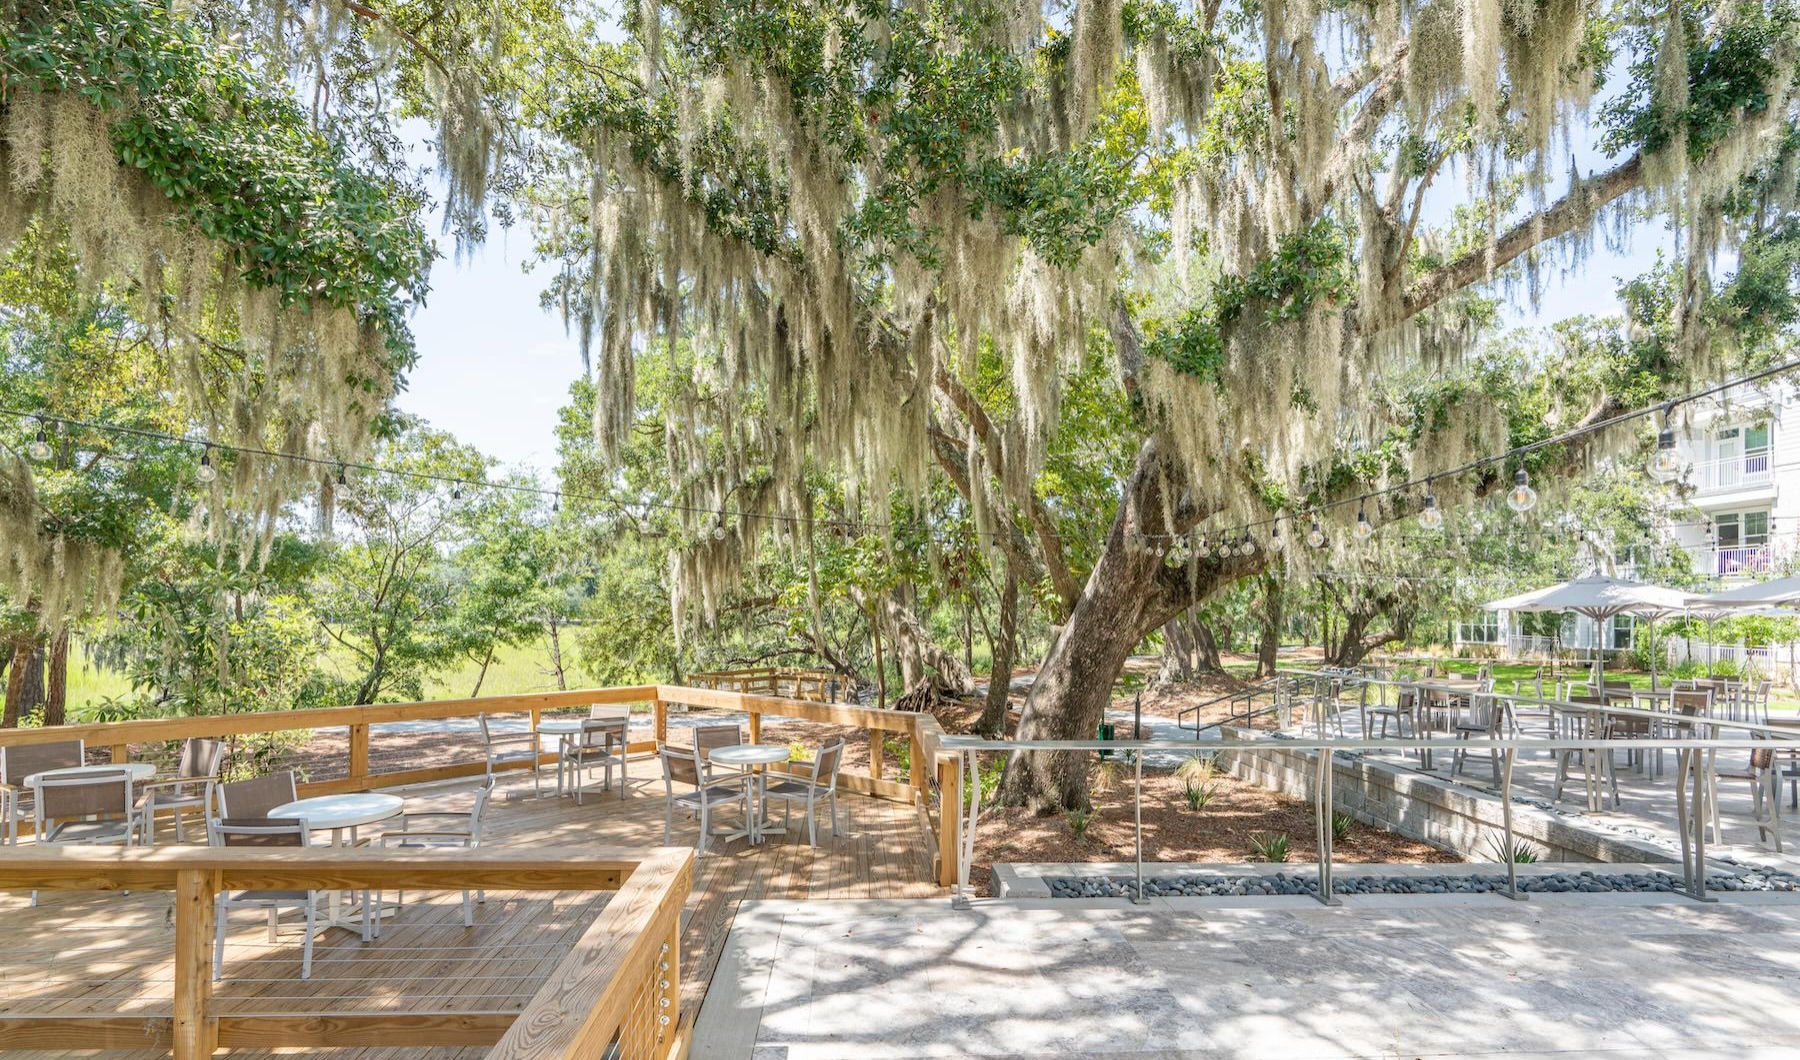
1404, 153, 1644, 317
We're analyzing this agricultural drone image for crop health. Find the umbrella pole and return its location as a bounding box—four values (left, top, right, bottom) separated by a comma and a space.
1649, 616, 1658, 691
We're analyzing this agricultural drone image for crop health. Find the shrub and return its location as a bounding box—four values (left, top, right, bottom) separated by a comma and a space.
1067, 807, 1095, 840
1248, 832, 1291, 863
1331, 811, 1355, 843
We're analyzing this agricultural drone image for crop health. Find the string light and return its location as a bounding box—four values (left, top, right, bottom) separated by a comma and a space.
1353, 502, 1374, 541
1648, 403, 1680, 482
1506, 468, 1538, 513
1195, 534, 1211, 559
1267, 519, 1286, 553
1239, 530, 1257, 556
1418, 484, 1443, 531
1307, 516, 1327, 549
195, 446, 217, 484
27, 423, 51, 462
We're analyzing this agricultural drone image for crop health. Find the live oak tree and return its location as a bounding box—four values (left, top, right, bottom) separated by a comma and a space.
501, 0, 1800, 810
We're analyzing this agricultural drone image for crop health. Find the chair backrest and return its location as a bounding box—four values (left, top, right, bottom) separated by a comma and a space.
210, 817, 309, 848
36, 771, 131, 822
1, 740, 85, 784
588, 705, 631, 722
178, 738, 224, 780
691, 724, 743, 761
578, 717, 625, 748
812, 738, 845, 791
477, 713, 502, 745
216, 771, 298, 819
661, 744, 705, 789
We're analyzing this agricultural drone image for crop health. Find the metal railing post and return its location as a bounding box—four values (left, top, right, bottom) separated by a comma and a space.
1314, 745, 1337, 906
1501, 748, 1522, 900
1133, 751, 1146, 904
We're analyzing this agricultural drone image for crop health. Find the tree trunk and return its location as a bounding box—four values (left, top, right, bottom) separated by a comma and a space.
546, 614, 568, 690
1194, 618, 1222, 671
879, 588, 976, 696
1255, 575, 1283, 679
3, 637, 32, 728
868, 603, 886, 708
470, 640, 496, 698
1158, 614, 1197, 684
976, 561, 1020, 737
43, 628, 68, 727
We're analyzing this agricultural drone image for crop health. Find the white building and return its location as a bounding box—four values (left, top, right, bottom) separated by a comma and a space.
1666, 383, 1800, 582
1454, 383, 1800, 669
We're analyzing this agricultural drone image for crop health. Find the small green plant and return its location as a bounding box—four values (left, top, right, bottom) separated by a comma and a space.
961, 754, 1006, 809
882, 735, 912, 781
1093, 758, 1124, 794
1177, 757, 1218, 812
1248, 831, 1291, 863
1486, 834, 1539, 864
1331, 811, 1355, 843
1067, 807, 1095, 840
788, 740, 809, 762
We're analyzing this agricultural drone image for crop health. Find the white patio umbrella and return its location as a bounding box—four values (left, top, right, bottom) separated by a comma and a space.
1684, 578, 1800, 679
1484, 576, 1692, 689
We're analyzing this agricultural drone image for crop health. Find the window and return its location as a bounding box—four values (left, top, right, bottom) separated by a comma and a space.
1714, 510, 1770, 547
1459, 613, 1501, 644
1746, 422, 1772, 453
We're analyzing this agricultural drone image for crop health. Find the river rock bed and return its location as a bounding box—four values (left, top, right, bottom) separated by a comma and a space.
1045, 868, 1800, 898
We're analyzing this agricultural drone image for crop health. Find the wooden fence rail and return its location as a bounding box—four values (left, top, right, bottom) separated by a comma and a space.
0, 845, 694, 1060
0, 684, 964, 886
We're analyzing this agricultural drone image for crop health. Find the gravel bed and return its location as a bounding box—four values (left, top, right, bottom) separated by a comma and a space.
1046, 868, 1800, 898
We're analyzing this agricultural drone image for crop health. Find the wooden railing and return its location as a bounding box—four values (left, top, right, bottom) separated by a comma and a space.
0, 683, 966, 886
0, 845, 694, 1060
685, 666, 840, 702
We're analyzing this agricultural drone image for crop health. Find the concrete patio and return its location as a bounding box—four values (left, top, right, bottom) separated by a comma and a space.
695, 892, 1800, 1059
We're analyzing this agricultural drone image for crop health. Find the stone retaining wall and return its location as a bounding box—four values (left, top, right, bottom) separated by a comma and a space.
1214, 725, 1673, 864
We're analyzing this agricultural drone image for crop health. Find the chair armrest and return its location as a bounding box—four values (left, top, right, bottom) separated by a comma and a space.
394, 811, 476, 829
486, 731, 539, 748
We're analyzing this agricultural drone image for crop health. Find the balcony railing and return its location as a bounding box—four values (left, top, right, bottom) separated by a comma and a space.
1692, 450, 1773, 492
1691, 544, 1773, 576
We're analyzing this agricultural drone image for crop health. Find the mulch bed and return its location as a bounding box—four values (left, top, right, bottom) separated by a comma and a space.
970, 766, 1456, 896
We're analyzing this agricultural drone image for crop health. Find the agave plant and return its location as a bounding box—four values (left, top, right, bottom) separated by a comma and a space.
1248, 832, 1291, 863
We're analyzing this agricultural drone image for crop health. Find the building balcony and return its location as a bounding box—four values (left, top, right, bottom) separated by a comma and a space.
1690, 451, 1773, 494
1688, 544, 1773, 578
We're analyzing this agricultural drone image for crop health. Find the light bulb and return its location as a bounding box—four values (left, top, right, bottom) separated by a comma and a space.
1419, 493, 1443, 531
1506, 468, 1537, 513
1353, 506, 1374, 541
1306, 517, 1326, 550
27, 427, 51, 462
195, 448, 218, 484
1195, 535, 1211, 558
1648, 428, 1680, 482
1267, 524, 1287, 553
1239, 532, 1257, 556
713, 523, 727, 540
452, 486, 462, 501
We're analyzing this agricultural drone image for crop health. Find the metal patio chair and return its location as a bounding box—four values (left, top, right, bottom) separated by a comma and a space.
659, 743, 748, 857
33, 769, 147, 847
373, 778, 493, 931
139, 737, 222, 844
763, 738, 846, 846
214, 770, 298, 822
479, 713, 543, 795
560, 716, 628, 804
0, 739, 84, 844
209, 817, 368, 980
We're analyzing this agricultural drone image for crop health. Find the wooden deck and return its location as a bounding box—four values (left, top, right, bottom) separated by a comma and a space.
0, 766, 942, 1058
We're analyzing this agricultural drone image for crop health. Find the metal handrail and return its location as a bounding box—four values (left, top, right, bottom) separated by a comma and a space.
946, 730, 1777, 910
1174, 676, 1289, 732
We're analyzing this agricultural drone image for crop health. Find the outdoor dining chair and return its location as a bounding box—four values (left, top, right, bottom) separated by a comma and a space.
763, 737, 846, 846
1451, 684, 1505, 785
478, 713, 543, 795
659, 743, 749, 857
1552, 696, 1620, 811
1716, 745, 1783, 851
0, 739, 84, 844
560, 716, 627, 804
215, 770, 298, 821
33, 769, 147, 847
139, 737, 222, 844
373, 778, 492, 931
209, 817, 369, 980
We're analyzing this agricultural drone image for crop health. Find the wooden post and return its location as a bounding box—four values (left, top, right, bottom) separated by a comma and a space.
747, 708, 761, 746
173, 868, 218, 1060
909, 733, 926, 806
348, 723, 370, 787
653, 699, 668, 747
936, 756, 959, 887
111, 743, 129, 765
869, 729, 884, 779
